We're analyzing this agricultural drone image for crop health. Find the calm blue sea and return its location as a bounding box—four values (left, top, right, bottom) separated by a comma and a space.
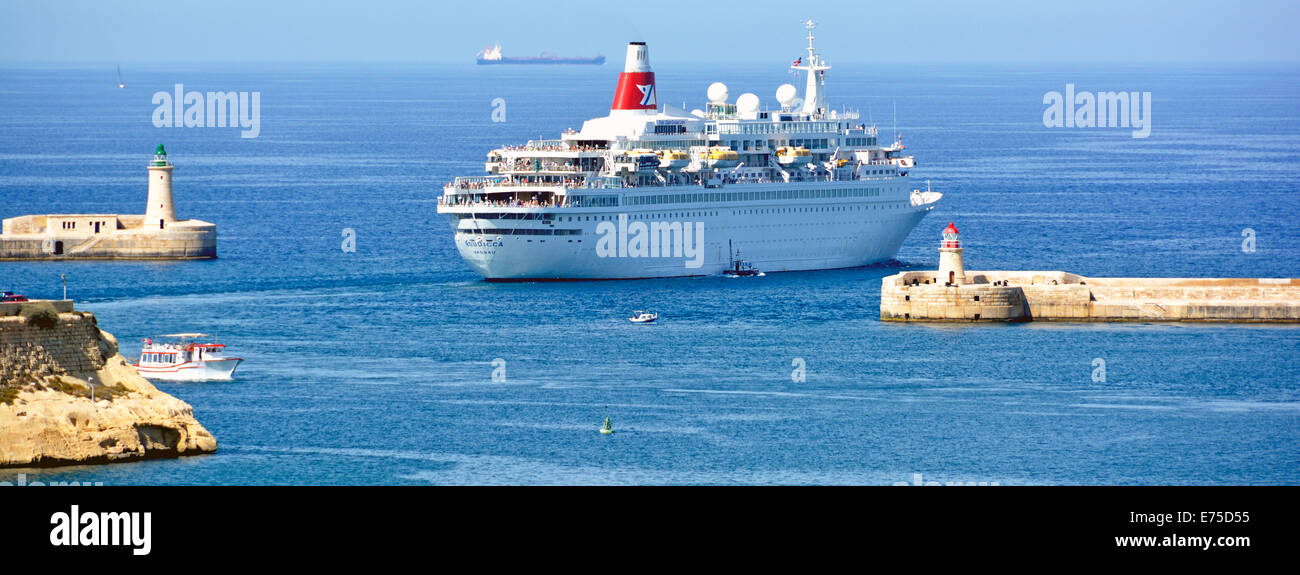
0, 62, 1297, 485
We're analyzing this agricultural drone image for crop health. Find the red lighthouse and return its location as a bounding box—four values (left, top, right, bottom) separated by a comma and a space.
941, 222, 960, 249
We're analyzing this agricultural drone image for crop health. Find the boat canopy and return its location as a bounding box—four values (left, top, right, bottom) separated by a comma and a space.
160, 333, 211, 339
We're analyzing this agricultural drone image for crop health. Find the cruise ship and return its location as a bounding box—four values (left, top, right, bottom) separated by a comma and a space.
438, 22, 941, 280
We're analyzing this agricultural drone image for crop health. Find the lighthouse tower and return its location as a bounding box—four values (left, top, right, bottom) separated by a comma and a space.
937, 222, 967, 286
610, 42, 656, 117
145, 144, 176, 229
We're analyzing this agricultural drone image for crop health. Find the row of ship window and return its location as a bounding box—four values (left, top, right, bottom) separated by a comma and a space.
458, 201, 904, 228
142, 353, 177, 363
717, 121, 848, 135
567, 194, 620, 207
625, 186, 887, 206
735, 204, 903, 215
462, 228, 583, 236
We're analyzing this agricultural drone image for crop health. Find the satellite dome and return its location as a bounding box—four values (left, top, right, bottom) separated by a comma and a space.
707, 82, 729, 104
776, 84, 798, 107
736, 93, 760, 114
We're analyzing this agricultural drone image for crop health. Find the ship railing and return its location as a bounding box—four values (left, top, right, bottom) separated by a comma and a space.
440, 199, 561, 209
504, 160, 583, 172
446, 175, 518, 191
582, 176, 625, 190
447, 177, 587, 191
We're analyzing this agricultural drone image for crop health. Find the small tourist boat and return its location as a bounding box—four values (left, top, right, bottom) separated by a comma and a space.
133, 333, 242, 381
628, 311, 658, 323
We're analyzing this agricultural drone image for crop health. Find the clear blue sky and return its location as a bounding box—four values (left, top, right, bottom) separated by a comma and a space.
2, 0, 1298, 63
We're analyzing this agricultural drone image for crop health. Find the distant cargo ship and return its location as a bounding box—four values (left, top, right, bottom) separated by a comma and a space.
476, 43, 605, 65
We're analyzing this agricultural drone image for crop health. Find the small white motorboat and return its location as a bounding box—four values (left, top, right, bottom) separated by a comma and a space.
133, 333, 242, 381
628, 311, 658, 324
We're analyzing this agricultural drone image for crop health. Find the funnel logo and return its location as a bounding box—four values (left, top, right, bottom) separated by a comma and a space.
612, 71, 657, 111
638, 84, 656, 107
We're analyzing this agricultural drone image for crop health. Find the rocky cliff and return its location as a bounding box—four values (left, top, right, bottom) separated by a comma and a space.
0, 302, 217, 467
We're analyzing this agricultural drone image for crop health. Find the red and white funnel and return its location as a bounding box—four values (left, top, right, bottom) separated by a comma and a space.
611, 42, 656, 113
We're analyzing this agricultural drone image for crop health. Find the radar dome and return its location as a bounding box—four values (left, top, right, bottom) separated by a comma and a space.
736, 93, 760, 114
707, 82, 729, 104
776, 84, 798, 107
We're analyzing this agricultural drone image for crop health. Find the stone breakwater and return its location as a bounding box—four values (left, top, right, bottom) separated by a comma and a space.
0, 302, 217, 467
0, 216, 216, 260
881, 271, 1300, 322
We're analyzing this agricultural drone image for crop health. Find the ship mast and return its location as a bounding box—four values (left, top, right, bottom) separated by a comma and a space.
791, 19, 830, 117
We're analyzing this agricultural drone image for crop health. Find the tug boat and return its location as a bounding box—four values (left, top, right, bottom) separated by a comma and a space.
724, 259, 763, 277
723, 241, 763, 277
628, 311, 658, 323
133, 333, 242, 381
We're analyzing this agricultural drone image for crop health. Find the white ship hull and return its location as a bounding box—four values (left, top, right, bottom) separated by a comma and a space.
446, 186, 939, 280
134, 358, 242, 382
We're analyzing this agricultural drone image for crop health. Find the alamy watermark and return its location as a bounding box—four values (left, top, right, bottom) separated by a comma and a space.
1043, 83, 1150, 138
152, 83, 260, 138
1092, 357, 1107, 383
491, 98, 506, 123
0, 473, 103, 487
595, 214, 704, 269
341, 228, 356, 253
1241, 228, 1256, 253
895, 473, 1000, 486
491, 358, 507, 383
49, 505, 151, 556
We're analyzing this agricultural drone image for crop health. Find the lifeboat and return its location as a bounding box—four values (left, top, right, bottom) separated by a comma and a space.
657, 149, 690, 169
776, 146, 812, 165
701, 147, 740, 169
628, 149, 659, 172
